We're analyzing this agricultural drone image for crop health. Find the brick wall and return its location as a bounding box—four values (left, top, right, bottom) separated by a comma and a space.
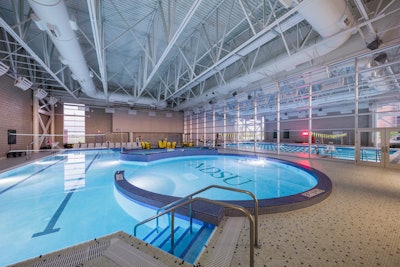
0, 75, 33, 158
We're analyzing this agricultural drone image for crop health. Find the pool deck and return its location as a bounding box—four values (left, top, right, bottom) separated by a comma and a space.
2, 148, 400, 266
0, 151, 56, 173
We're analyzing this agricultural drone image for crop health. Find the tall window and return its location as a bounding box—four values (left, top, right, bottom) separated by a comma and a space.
64, 103, 85, 144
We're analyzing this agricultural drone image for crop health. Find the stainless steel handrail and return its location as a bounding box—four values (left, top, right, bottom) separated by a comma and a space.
155, 184, 259, 246
134, 197, 256, 267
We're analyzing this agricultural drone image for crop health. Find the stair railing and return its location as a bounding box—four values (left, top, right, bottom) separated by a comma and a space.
133, 197, 256, 267
154, 184, 259, 247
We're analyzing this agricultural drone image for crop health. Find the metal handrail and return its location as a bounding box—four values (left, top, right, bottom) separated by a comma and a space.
376, 149, 381, 162
155, 184, 259, 246
134, 197, 256, 267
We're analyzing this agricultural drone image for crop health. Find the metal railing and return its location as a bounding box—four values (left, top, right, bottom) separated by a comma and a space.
133, 197, 256, 267
360, 147, 382, 162
154, 184, 259, 245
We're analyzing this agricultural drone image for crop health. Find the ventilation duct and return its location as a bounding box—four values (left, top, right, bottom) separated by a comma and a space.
28, 0, 166, 108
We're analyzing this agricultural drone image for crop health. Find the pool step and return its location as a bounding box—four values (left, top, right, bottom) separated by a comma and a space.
143, 223, 214, 264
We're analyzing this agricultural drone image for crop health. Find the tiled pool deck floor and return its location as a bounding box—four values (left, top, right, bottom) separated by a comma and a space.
2, 150, 400, 266
223, 150, 400, 267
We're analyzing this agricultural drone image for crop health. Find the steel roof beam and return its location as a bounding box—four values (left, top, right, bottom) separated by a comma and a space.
142, 0, 204, 90
88, 0, 108, 97
0, 17, 78, 99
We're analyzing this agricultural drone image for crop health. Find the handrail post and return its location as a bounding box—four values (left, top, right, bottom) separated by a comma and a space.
170, 210, 175, 254
156, 217, 159, 232
254, 201, 259, 248
249, 214, 255, 267
132, 197, 255, 267
189, 197, 193, 234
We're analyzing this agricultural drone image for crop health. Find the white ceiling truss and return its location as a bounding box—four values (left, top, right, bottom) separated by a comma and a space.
0, 0, 399, 113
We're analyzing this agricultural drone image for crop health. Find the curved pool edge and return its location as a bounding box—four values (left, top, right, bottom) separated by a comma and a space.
120, 147, 218, 162
224, 164, 332, 215
114, 171, 225, 226
114, 152, 332, 224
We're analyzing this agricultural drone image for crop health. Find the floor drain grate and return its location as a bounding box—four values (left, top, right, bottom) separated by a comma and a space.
32, 240, 111, 267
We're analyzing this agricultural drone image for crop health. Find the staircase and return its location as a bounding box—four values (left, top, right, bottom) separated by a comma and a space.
131, 184, 259, 266
142, 223, 215, 264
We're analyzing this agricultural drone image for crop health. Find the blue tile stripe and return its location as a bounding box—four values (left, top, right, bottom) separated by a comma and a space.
0, 158, 65, 195
32, 153, 100, 238
32, 189, 76, 237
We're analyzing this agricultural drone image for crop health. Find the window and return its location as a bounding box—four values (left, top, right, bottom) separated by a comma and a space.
63, 103, 85, 144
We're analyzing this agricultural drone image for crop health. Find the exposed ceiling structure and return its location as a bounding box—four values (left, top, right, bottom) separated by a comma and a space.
0, 0, 399, 112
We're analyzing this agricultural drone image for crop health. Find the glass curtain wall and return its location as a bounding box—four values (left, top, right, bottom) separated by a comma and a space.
183, 43, 400, 162
63, 103, 85, 144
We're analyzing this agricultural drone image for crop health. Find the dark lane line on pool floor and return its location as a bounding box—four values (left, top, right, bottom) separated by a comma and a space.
32, 153, 100, 238
0, 158, 65, 195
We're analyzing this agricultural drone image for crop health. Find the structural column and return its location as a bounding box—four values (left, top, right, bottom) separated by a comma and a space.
276, 81, 280, 154
354, 57, 360, 162
33, 97, 39, 152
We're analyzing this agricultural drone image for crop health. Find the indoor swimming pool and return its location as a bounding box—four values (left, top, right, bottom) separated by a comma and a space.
0, 149, 330, 266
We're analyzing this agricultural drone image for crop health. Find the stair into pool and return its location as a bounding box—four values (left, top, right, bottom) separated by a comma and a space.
142, 223, 215, 264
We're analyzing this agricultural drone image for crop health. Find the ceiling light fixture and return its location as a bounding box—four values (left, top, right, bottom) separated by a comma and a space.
0, 62, 9, 76
48, 96, 58, 105
14, 76, 33, 90
35, 88, 48, 99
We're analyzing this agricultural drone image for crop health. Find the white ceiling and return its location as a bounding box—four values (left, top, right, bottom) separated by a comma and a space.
0, 0, 399, 113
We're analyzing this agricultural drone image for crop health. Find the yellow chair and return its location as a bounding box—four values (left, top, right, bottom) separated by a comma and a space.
141, 141, 145, 149
158, 140, 164, 148
171, 141, 176, 148
188, 142, 193, 147
166, 142, 171, 149
145, 142, 151, 149
163, 140, 167, 148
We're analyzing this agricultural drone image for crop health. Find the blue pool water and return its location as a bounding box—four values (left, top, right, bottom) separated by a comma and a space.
0, 150, 200, 266
0, 150, 318, 266
125, 155, 317, 200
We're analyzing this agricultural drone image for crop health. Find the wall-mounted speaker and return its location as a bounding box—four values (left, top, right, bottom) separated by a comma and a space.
8, 129, 16, 144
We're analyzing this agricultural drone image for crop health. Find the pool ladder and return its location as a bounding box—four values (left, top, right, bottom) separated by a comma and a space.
133, 185, 260, 267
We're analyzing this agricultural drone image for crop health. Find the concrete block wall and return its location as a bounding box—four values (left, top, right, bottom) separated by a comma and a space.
0, 75, 33, 158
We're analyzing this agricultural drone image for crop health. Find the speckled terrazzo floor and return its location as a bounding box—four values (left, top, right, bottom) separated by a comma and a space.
223, 153, 400, 267
2, 150, 400, 266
